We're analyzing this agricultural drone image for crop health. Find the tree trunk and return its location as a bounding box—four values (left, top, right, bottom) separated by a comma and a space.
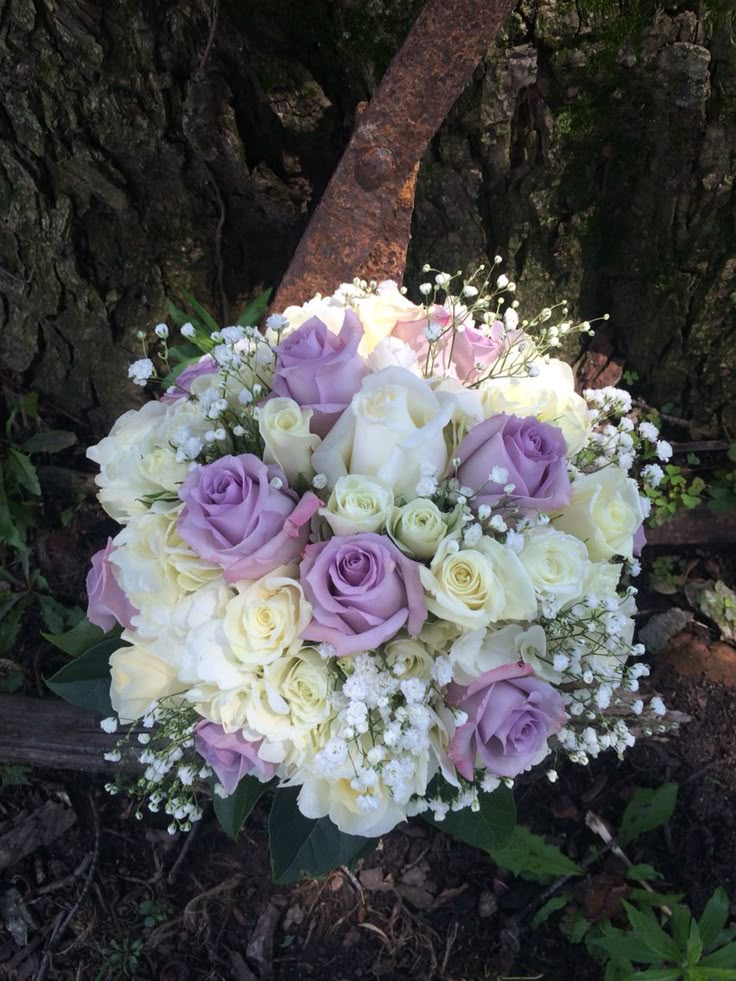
1, 0, 734, 432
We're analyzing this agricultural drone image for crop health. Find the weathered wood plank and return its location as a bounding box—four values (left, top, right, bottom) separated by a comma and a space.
0, 696, 138, 774
645, 508, 736, 547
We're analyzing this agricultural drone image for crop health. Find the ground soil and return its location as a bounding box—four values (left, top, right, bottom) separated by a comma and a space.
1, 429, 735, 981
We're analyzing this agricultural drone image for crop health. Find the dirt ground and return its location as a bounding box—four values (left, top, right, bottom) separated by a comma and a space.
2, 553, 736, 981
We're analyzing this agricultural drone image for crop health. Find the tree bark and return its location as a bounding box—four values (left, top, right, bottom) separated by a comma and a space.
1, 0, 734, 432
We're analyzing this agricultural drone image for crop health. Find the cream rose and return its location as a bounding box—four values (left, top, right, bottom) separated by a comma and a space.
553, 467, 644, 561
518, 526, 590, 610
311, 366, 455, 497
384, 636, 435, 680
321, 474, 394, 536
247, 647, 333, 744
183, 683, 254, 733
479, 358, 592, 456
451, 623, 559, 685
298, 769, 408, 837
87, 399, 209, 522
258, 397, 321, 484
110, 638, 184, 722
223, 567, 312, 667
387, 500, 460, 560
420, 536, 536, 630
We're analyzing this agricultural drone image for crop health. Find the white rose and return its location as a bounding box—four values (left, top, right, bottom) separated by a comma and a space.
480, 358, 592, 456
420, 536, 536, 630
183, 683, 254, 733
311, 366, 455, 496
518, 526, 590, 610
451, 623, 558, 685
583, 561, 624, 599
110, 638, 184, 722
111, 505, 221, 625
365, 336, 419, 374
223, 567, 312, 667
298, 768, 408, 837
87, 399, 209, 522
387, 500, 460, 561
258, 397, 321, 485
247, 647, 333, 744
321, 475, 394, 536
553, 467, 644, 561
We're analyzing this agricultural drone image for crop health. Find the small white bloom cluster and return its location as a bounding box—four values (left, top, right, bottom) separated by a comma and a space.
86, 264, 670, 841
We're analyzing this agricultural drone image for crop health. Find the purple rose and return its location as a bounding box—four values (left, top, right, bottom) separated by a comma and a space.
271, 310, 367, 436
195, 721, 277, 795
448, 662, 566, 780
86, 538, 137, 631
177, 454, 322, 582
160, 356, 217, 403
393, 310, 518, 383
457, 413, 571, 513
300, 533, 427, 657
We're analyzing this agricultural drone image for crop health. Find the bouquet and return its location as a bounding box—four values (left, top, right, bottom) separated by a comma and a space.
61, 264, 672, 871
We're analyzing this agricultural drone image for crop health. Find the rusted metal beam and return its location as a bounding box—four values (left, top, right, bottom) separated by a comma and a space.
273, 0, 518, 308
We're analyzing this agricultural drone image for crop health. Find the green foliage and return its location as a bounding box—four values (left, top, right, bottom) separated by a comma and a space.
423, 785, 516, 853
46, 636, 129, 714
648, 557, 685, 594
491, 826, 584, 879
268, 786, 376, 884
645, 465, 706, 526
620, 783, 678, 846
0, 763, 31, 787
94, 937, 144, 980
213, 775, 273, 841
138, 899, 173, 929
0, 389, 81, 687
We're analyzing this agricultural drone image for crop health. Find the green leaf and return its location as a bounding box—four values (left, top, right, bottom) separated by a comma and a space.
699, 887, 731, 950
700, 942, 736, 969
620, 783, 678, 846
491, 825, 583, 878
45, 637, 127, 713
530, 895, 570, 928
181, 292, 220, 334
424, 785, 516, 852
22, 430, 77, 454
268, 787, 376, 884
6, 448, 41, 496
687, 917, 704, 966
237, 288, 273, 327
626, 864, 663, 882
671, 905, 692, 952
589, 934, 662, 965
43, 617, 115, 657
622, 901, 681, 962
0, 469, 27, 549
681, 493, 701, 508
214, 776, 272, 840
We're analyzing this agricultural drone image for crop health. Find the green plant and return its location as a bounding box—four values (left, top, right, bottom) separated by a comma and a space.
94, 937, 144, 980
138, 899, 173, 928
0, 763, 31, 786
648, 557, 685, 594
0, 390, 81, 679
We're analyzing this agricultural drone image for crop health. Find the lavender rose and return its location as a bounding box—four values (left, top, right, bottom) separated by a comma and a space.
195, 721, 277, 795
448, 662, 566, 780
300, 532, 427, 656
177, 454, 321, 582
160, 355, 217, 403
457, 413, 571, 513
271, 310, 367, 436
86, 538, 137, 631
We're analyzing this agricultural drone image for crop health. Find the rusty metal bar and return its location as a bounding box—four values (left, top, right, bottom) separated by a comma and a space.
273, 0, 518, 308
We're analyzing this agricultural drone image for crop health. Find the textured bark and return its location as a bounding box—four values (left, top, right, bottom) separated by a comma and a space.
1, 0, 734, 432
